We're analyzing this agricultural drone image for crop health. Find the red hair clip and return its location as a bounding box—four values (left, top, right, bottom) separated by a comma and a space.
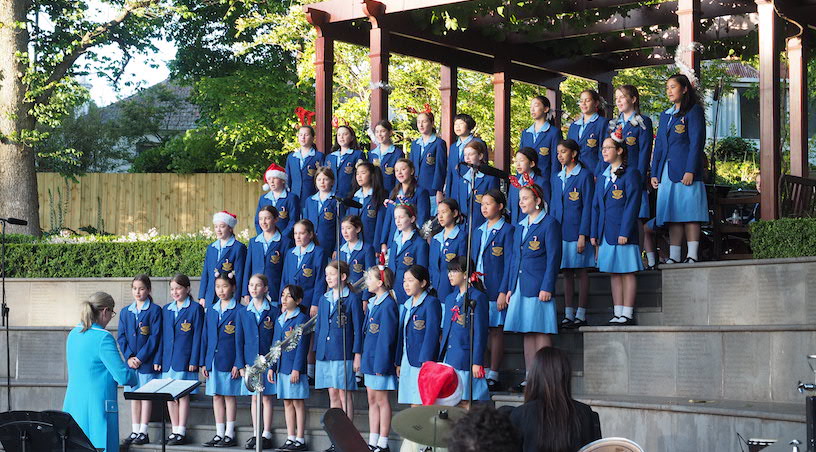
331, 116, 348, 129
394, 200, 416, 218
294, 107, 315, 126
407, 103, 432, 115
376, 252, 387, 282
469, 271, 485, 283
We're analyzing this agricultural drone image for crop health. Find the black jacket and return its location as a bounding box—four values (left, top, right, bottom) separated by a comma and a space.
505, 400, 601, 452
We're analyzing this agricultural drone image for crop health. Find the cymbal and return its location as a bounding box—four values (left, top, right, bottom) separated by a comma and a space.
578, 437, 644, 452
392, 405, 467, 447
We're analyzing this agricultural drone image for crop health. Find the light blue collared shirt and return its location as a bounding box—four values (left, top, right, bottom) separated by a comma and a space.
247, 298, 271, 323
212, 298, 237, 321
325, 286, 351, 314
455, 134, 474, 160
433, 225, 460, 249
291, 242, 315, 268
520, 209, 547, 241
403, 290, 429, 328
263, 189, 289, 203
575, 113, 599, 139
127, 299, 152, 318
602, 165, 619, 189
463, 167, 485, 184
476, 218, 505, 274
340, 240, 363, 262
372, 144, 396, 158
354, 187, 371, 206
558, 163, 583, 190
393, 229, 416, 255
255, 230, 281, 254
167, 296, 192, 320
665, 105, 680, 127
277, 308, 300, 326
311, 191, 333, 215
293, 147, 316, 169
211, 236, 236, 260
526, 122, 551, 142
416, 134, 438, 155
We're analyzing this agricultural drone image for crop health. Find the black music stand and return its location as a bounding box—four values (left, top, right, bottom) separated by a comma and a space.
0, 410, 99, 452
124, 379, 201, 452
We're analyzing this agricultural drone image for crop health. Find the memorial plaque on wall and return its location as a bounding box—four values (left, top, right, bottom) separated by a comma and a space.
628, 333, 676, 396
676, 332, 722, 398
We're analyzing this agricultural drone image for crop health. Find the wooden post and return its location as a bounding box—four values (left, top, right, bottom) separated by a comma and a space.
757, 0, 781, 220
369, 23, 390, 134
312, 28, 334, 155
788, 35, 808, 178
493, 59, 512, 171
440, 65, 458, 148
545, 85, 563, 129
597, 74, 615, 119
677, 0, 702, 84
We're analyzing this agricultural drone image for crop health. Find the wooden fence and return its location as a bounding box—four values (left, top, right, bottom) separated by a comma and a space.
37, 173, 264, 235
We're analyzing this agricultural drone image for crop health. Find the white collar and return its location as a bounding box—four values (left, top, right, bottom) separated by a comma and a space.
340, 240, 363, 254
370, 291, 389, 307
525, 122, 551, 134
210, 236, 236, 249
575, 113, 599, 126
478, 217, 505, 234
167, 297, 192, 312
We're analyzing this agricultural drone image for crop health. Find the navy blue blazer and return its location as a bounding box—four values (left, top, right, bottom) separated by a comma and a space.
280, 244, 327, 309
242, 231, 292, 300
444, 136, 484, 198
395, 293, 442, 368
314, 289, 364, 361
272, 310, 311, 375
519, 123, 562, 181
159, 298, 203, 372
599, 114, 654, 180
326, 149, 366, 198
361, 294, 399, 375
302, 194, 344, 256
388, 230, 430, 303
198, 238, 248, 304
201, 300, 241, 372
339, 241, 377, 299
376, 188, 431, 247
550, 164, 595, 242
429, 226, 469, 303
652, 104, 706, 183
117, 300, 162, 373
451, 172, 499, 227
286, 148, 325, 202
507, 212, 562, 296
368, 145, 405, 193
591, 168, 642, 246
254, 190, 300, 237
347, 189, 385, 246
470, 219, 515, 301
235, 300, 281, 368
439, 288, 488, 370
566, 115, 609, 176
508, 172, 550, 225
409, 135, 448, 195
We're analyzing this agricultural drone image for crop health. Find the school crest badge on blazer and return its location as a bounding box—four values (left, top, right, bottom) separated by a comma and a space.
528, 236, 541, 251
403, 255, 414, 266
367, 208, 377, 218
539, 147, 550, 156
456, 313, 466, 327
270, 252, 281, 264
279, 209, 288, 219
569, 189, 580, 201
475, 194, 484, 203
180, 321, 192, 332
353, 262, 364, 273
373, 158, 381, 167
426, 154, 435, 165
139, 325, 150, 335
626, 136, 637, 146
675, 124, 686, 134
612, 189, 624, 200
222, 260, 233, 272
491, 246, 503, 257
384, 166, 395, 175
413, 319, 426, 330
263, 318, 274, 330
307, 167, 316, 177
369, 323, 380, 334
324, 211, 334, 221
586, 138, 598, 147
344, 165, 353, 174
445, 252, 457, 262
225, 324, 236, 334
285, 329, 294, 338
302, 267, 313, 278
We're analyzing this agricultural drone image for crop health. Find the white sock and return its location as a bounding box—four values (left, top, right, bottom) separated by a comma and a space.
564, 307, 575, 320
288, 435, 297, 441
576, 307, 586, 321
177, 426, 186, 436
613, 305, 623, 317
132, 424, 140, 434
369, 433, 380, 446
225, 421, 236, 438
308, 364, 315, 377
171, 426, 178, 435
377, 436, 389, 448
687, 241, 699, 261
139, 424, 149, 434
296, 437, 305, 444
216, 423, 225, 438
263, 431, 272, 439
486, 369, 499, 381
622, 306, 634, 319
646, 252, 657, 267
669, 245, 682, 262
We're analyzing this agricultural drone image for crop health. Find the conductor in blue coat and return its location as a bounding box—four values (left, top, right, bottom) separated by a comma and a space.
64, 292, 138, 452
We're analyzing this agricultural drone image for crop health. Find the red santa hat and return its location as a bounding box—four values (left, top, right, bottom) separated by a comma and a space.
418, 362, 462, 406
263, 163, 287, 191
212, 210, 238, 228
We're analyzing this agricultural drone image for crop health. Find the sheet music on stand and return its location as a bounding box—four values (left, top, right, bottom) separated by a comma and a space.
124, 378, 201, 402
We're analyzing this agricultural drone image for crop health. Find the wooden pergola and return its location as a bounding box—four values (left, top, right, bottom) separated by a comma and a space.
304, 0, 815, 220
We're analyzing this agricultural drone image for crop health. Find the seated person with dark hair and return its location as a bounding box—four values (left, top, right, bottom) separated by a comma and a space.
448, 404, 520, 452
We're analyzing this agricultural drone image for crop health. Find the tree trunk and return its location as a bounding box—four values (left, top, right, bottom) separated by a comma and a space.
0, 0, 40, 236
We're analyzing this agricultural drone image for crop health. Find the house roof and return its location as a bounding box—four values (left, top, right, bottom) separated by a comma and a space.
724, 61, 760, 79
100, 80, 200, 132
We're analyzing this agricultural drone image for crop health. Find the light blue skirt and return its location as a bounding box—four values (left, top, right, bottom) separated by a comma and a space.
488, 300, 506, 328
560, 240, 595, 269
445, 361, 490, 401
598, 240, 644, 274
655, 164, 709, 226
638, 190, 650, 219
126, 372, 159, 392
397, 350, 421, 405
365, 374, 397, 391
315, 360, 357, 390
161, 369, 199, 395
504, 280, 557, 334
276, 372, 309, 400
205, 361, 245, 396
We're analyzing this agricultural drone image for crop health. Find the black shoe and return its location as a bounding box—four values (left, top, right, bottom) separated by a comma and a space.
368, 446, 377, 452
204, 435, 223, 447
262, 437, 275, 450
683, 257, 698, 264
512, 381, 526, 393
246, 437, 258, 449
356, 374, 364, 385
168, 434, 187, 445
572, 318, 588, 328
662, 258, 680, 265
645, 263, 660, 271
121, 432, 139, 446
607, 316, 621, 325
325, 444, 337, 452
618, 316, 637, 326
132, 433, 150, 445
376, 447, 391, 452
216, 436, 238, 447
277, 440, 295, 451
560, 317, 576, 329
289, 440, 307, 451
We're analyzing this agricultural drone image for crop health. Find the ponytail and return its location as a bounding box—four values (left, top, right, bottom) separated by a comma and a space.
79, 292, 115, 332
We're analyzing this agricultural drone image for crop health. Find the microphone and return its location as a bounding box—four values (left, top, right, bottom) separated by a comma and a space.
457, 161, 510, 180
329, 196, 363, 209
0, 218, 27, 226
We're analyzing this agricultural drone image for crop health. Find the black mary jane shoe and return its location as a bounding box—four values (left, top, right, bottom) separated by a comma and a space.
683, 257, 698, 264
572, 318, 588, 328
261, 437, 275, 450
376, 446, 391, 452
216, 436, 238, 448
607, 316, 621, 325
289, 440, 307, 451
277, 439, 295, 451
204, 435, 223, 447
325, 443, 337, 452
486, 378, 503, 392
168, 433, 187, 445
618, 316, 638, 326
132, 433, 150, 445
246, 436, 258, 449
121, 432, 139, 446
661, 258, 681, 265
560, 318, 576, 329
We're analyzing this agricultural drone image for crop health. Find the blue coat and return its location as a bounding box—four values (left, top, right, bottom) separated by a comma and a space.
361, 294, 399, 375
64, 324, 138, 452
388, 230, 430, 303
273, 310, 311, 375
242, 231, 292, 300
368, 145, 405, 193
159, 298, 204, 372
444, 135, 484, 198
326, 148, 366, 198
652, 104, 706, 183
600, 114, 654, 180
566, 114, 609, 176
395, 293, 442, 368
281, 243, 327, 309
339, 240, 377, 299
429, 225, 469, 302
439, 288, 488, 370
519, 122, 562, 181
314, 289, 364, 361
302, 193, 344, 256
507, 212, 562, 296
550, 164, 595, 242
286, 148, 325, 202
470, 218, 514, 301
508, 171, 550, 225
116, 300, 162, 374
198, 237, 248, 304
450, 171, 499, 227
201, 299, 241, 372
235, 300, 281, 368
347, 188, 385, 246
376, 187, 431, 247
592, 167, 642, 246
409, 135, 448, 195
254, 190, 300, 237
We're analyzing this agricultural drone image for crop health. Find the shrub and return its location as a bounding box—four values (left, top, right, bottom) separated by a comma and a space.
750, 218, 816, 259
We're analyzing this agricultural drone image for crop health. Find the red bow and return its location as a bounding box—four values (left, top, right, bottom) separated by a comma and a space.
509, 172, 536, 189
331, 116, 348, 129
376, 252, 387, 281
451, 305, 462, 323
294, 107, 315, 126
469, 271, 485, 283
407, 103, 432, 115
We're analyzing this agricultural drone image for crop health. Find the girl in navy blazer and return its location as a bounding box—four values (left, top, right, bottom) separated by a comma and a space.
440, 257, 489, 405
254, 163, 300, 237
118, 274, 162, 446
200, 273, 242, 448
243, 205, 291, 304
504, 184, 562, 389
396, 265, 441, 405
445, 114, 483, 200
286, 125, 325, 203
302, 166, 343, 257
236, 274, 281, 450
158, 274, 203, 446
327, 125, 366, 198
567, 89, 609, 175
519, 95, 562, 186
314, 260, 364, 419
281, 219, 326, 312
472, 189, 514, 391
273, 285, 311, 451
199, 211, 247, 306
551, 139, 595, 328
339, 215, 376, 302
592, 138, 644, 326
509, 147, 550, 224
650, 74, 709, 264
429, 199, 468, 303
369, 120, 405, 193
361, 266, 399, 452
377, 159, 430, 252
348, 161, 388, 246
409, 111, 447, 215
451, 140, 499, 227
387, 202, 430, 304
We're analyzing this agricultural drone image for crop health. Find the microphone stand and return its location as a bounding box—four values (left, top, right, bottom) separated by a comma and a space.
334, 195, 352, 418
457, 163, 478, 406
0, 219, 10, 410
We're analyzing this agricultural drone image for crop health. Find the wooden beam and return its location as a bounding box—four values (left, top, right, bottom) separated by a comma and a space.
757, 0, 781, 220
493, 58, 512, 171
678, 0, 702, 84
313, 29, 335, 155
440, 65, 457, 150
788, 35, 809, 177
369, 23, 390, 133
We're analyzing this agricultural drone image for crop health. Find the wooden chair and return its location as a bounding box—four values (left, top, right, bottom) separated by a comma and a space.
779, 174, 816, 218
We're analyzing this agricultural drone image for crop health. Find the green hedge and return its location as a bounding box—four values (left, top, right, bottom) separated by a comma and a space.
750, 218, 816, 259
